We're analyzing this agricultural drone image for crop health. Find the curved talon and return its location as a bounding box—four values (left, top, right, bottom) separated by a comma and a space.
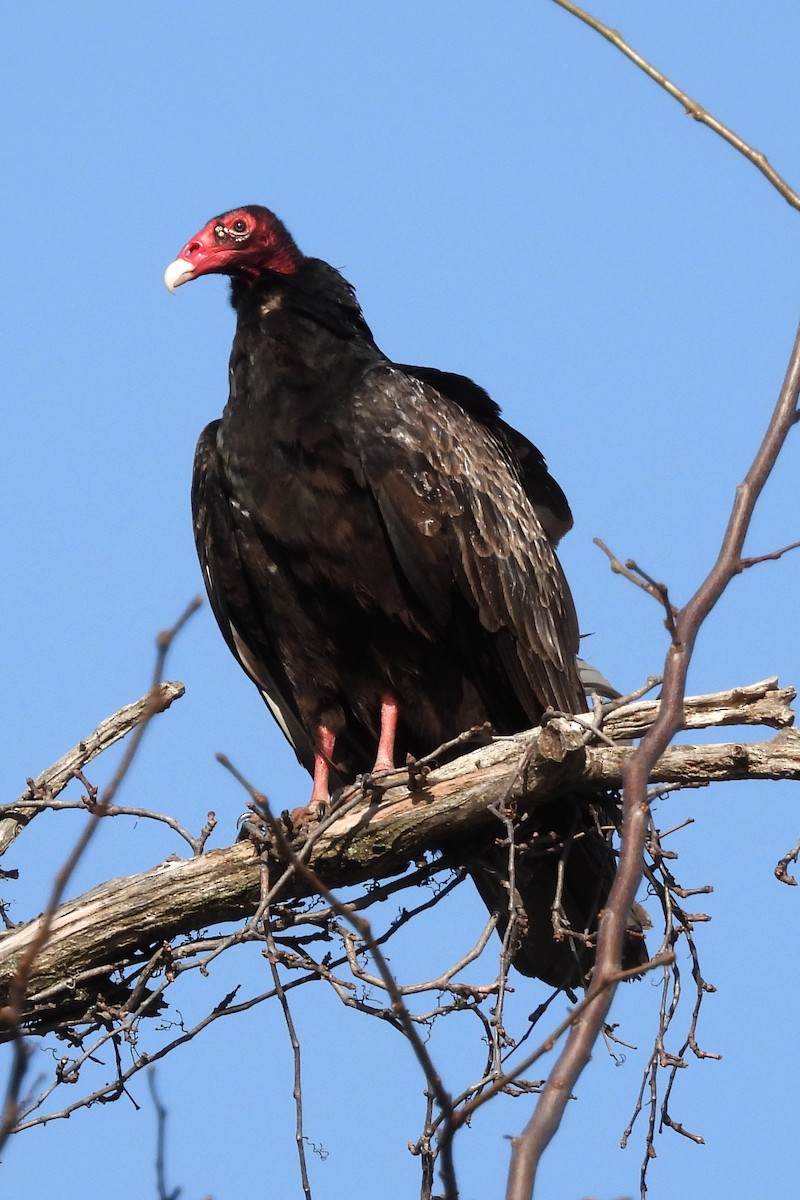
289, 798, 327, 829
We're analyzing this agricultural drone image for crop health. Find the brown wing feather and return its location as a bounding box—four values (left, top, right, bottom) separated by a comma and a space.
192, 421, 316, 773
352, 365, 585, 721
397, 363, 574, 544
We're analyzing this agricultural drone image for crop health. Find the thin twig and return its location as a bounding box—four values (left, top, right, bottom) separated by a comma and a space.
550, 0, 800, 211
263, 877, 313, 1200
740, 538, 800, 569
102, 597, 203, 809
594, 538, 678, 637
148, 1070, 181, 1200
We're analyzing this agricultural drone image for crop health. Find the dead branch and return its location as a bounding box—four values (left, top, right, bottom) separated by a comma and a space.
605, 677, 794, 738
0, 681, 185, 857
775, 833, 800, 886
0, 678, 795, 1036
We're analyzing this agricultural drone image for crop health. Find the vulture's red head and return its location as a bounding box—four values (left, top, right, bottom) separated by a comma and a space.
164, 205, 301, 293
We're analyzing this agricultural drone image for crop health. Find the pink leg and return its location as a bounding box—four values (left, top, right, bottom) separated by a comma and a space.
372, 692, 399, 774
291, 724, 336, 826
310, 724, 336, 807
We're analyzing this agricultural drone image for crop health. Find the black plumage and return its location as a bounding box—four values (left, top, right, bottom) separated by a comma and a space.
166, 205, 644, 988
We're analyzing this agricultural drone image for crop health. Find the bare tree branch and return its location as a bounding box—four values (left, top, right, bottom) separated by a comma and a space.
550, 0, 800, 211
0, 679, 795, 1037
504, 310, 800, 1198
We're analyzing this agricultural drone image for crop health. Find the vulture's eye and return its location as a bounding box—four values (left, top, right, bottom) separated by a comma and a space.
214, 219, 249, 243
222, 218, 251, 243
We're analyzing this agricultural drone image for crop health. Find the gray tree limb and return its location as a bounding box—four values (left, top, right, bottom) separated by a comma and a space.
0, 679, 794, 1035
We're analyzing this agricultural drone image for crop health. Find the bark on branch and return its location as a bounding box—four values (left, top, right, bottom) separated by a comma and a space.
0, 679, 794, 1035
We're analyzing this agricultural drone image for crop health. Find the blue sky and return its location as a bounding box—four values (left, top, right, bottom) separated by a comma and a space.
2, 3, 799, 1197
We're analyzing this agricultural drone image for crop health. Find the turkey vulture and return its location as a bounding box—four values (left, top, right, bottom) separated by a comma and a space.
165, 205, 644, 988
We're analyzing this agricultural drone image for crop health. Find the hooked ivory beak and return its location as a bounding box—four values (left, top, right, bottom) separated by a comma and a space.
164, 258, 196, 294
